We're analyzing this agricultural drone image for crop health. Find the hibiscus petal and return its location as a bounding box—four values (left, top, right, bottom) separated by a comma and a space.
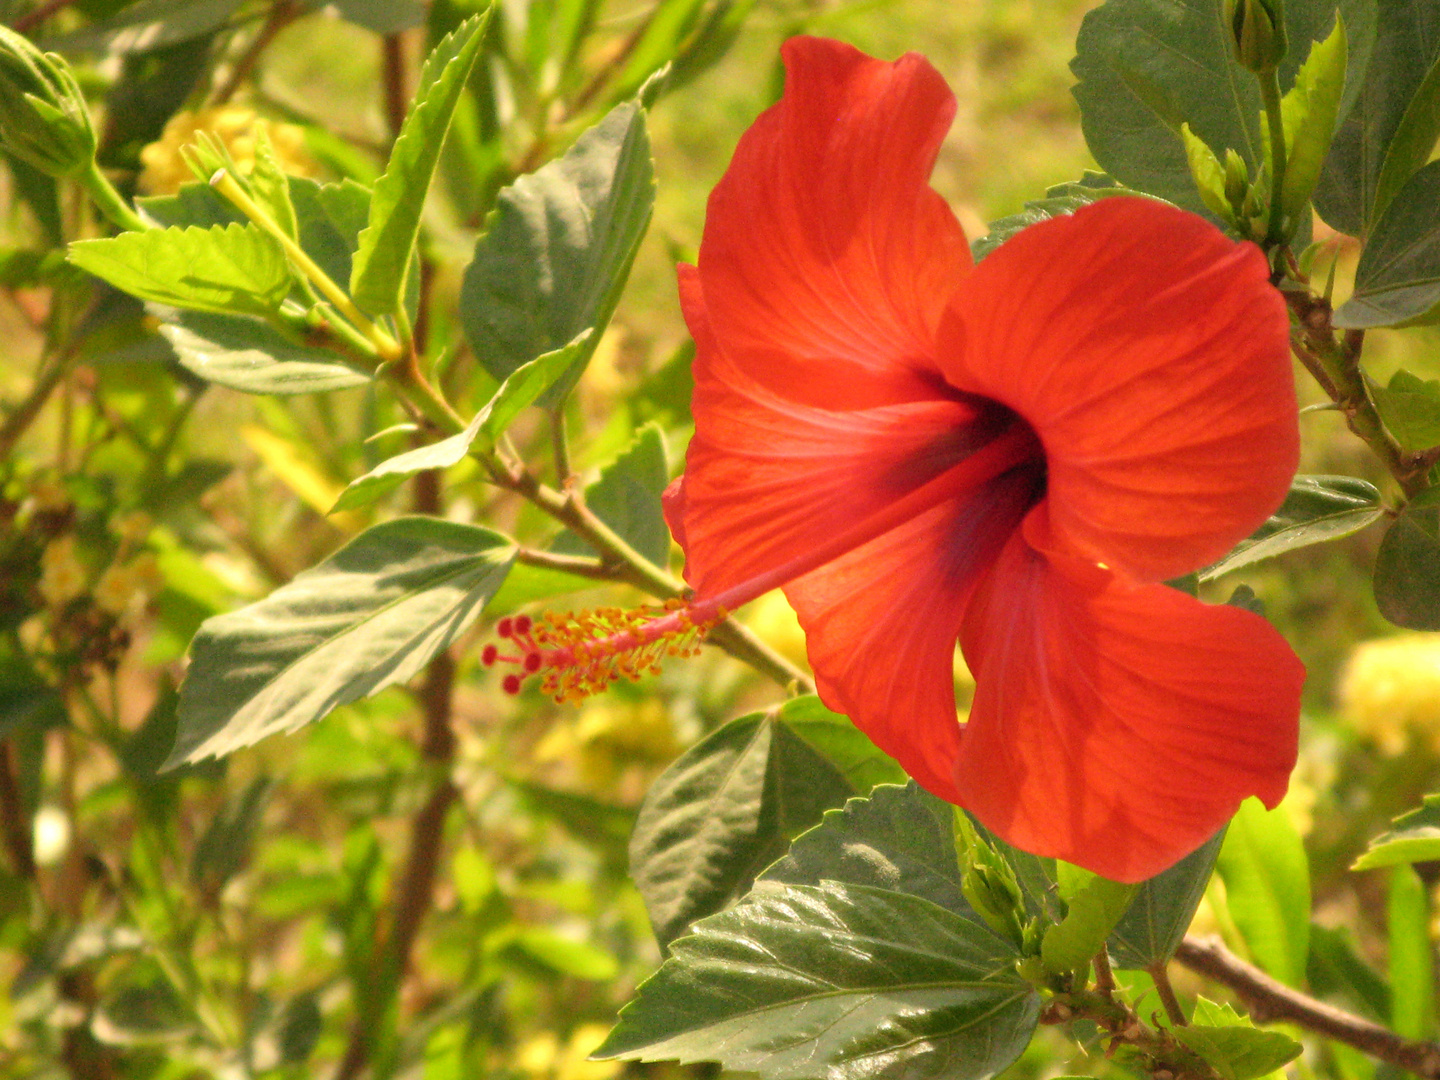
954, 519, 1304, 883
667, 267, 1014, 598
940, 197, 1298, 583
696, 35, 972, 410
783, 471, 1041, 800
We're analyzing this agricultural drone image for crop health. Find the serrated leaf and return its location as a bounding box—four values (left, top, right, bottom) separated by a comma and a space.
1387, 864, 1435, 1039
763, 782, 970, 916
972, 173, 1138, 260
160, 311, 370, 395
552, 420, 670, 567
1042, 871, 1139, 975
1201, 475, 1384, 580
168, 518, 514, 765
1215, 797, 1310, 989
629, 708, 854, 949
1072, 0, 1372, 215
1366, 369, 1440, 452
779, 696, 908, 794
349, 12, 490, 315
596, 880, 1039, 1080
1374, 486, 1440, 630
330, 331, 590, 513
1316, 0, 1433, 235
1175, 999, 1303, 1080
1352, 793, 1440, 870
459, 99, 654, 407
1109, 828, 1225, 969
249, 128, 298, 240
69, 224, 291, 316
1335, 160, 1440, 328
1280, 15, 1348, 228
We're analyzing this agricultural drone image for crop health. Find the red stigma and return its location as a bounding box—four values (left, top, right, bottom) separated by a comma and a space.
481, 601, 726, 702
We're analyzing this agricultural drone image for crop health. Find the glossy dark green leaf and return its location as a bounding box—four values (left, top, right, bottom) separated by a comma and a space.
350, 13, 490, 316
1334, 160, 1440, 328
159, 311, 371, 395
1175, 999, 1303, 1080
1352, 793, 1440, 869
1387, 864, 1434, 1038
779, 696, 908, 795
629, 707, 854, 948
169, 518, 515, 765
69, 225, 291, 317
1109, 828, 1224, 968
553, 420, 670, 567
1372, 53, 1440, 225
330, 332, 589, 512
1374, 486, 1440, 630
1315, 0, 1434, 235
596, 880, 1039, 1080
459, 99, 654, 407
1215, 798, 1310, 988
763, 781, 969, 916
1200, 475, 1384, 580
972, 173, 1137, 260
1072, 0, 1370, 215
1367, 369, 1440, 452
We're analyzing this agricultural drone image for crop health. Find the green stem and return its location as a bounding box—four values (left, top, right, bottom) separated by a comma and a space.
78, 160, 145, 233
210, 168, 401, 362
1260, 68, 1287, 244
549, 407, 572, 485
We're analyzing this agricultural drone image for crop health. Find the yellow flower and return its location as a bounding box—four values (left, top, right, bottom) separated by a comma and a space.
38, 535, 86, 608
1339, 635, 1440, 755
138, 105, 312, 195
93, 553, 162, 618
516, 1024, 619, 1080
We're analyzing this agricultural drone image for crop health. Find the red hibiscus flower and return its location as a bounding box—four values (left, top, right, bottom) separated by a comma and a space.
661, 35, 1305, 882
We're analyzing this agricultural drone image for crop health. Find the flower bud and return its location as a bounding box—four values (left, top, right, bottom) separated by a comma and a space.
0, 25, 96, 178
1229, 0, 1287, 74
1223, 148, 1250, 212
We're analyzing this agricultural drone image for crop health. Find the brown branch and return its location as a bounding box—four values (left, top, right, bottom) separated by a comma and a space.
10, 0, 77, 32
212, 1, 303, 106
1176, 936, 1440, 1078
1150, 960, 1188, 1028
0, 738, 34, 880
381, 32, 409, 145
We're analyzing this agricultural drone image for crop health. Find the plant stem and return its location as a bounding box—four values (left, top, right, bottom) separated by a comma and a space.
78, 161, 146, 232
210, 168, 401, 361
11, 0, 79, 32
1176, 936, 1440, 1078
1259, 69, 1286, 244
549, 407, 572, 485
213, 1, 302, 106
1150, 960, 1188, 1027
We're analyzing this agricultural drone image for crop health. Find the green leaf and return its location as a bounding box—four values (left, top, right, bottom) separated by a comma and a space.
459, 99, 655, 407
1373, 54, 1440, 225
1109, 828, 1225, 969
972, 173, 1139, 260
510, 927, 619, 981
1042, 871, 1139, 975
159, 311, 370, 395
1352, 794, 1440, 870
610, 0, 708, 99
327, 0, 429, 33
553, 420, 670, 567
1215, 797, 1311, 988
1072, 0, 1371, 215
68, 224, 291, 317
168, 518, 515, 766
1335, 160, 1440, 328
51, 0, 244, 52
330, 331, 590, 513
1387, 864, 1435, 1039
779, 696, 908, 794
1316, 0, 1435, 235
249, 128, 298, 240
1182, 122, 1235, 222
1308, 924, 1391, 1020
1200, 475, 1384, 580
349, 12, 490, 316
628, 708, 854, 949
596, 880, 1039, 1080
191, 776, 271, 891
1367, 369, 1440, 452
298, 177, 372, 291
1374, 486, 1440, 630
763, 782, 971, 916
1175, 999, 1304, 1080
1279, 15, 1348, 228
